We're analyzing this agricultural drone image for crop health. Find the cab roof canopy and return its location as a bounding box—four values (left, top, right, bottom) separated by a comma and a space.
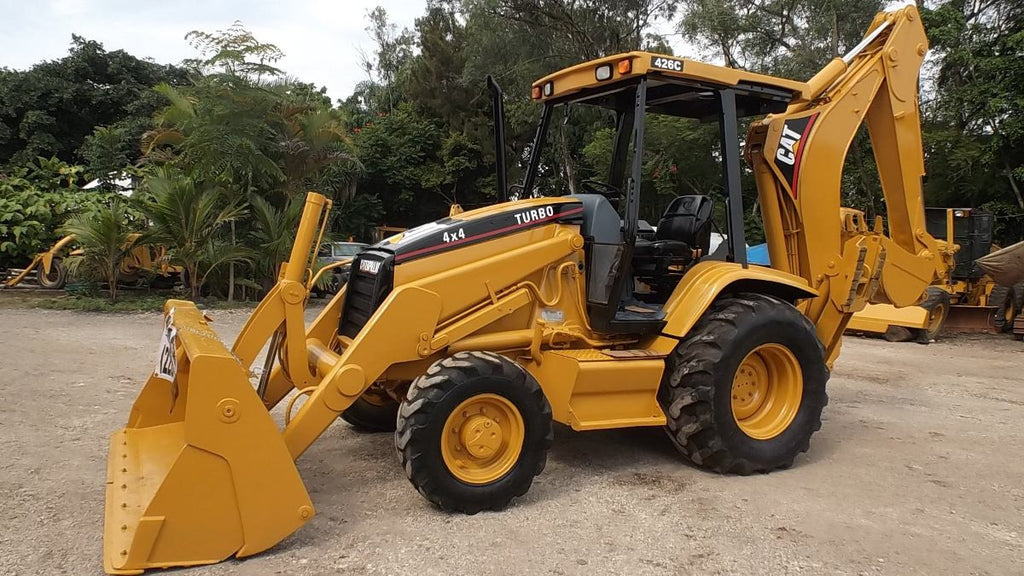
532, 51, 810, 119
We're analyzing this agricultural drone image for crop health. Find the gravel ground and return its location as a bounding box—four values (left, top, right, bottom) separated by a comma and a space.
1, 305, 1022, 576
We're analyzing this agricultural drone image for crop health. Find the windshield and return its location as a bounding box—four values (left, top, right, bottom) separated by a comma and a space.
518, 75, 752, 266
520, 80, 694, 205
334, 244, 365, 257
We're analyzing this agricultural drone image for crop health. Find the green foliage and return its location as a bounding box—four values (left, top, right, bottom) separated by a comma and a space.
356, 104, 446, 223
80, 125, 139, 189
61, 199, 137, 302
490, 0, 680, 59
32, 293, 253, 312
184, 21, 285, 80
679, 0, 884, 76
920, 0, 1024, 244
140, 169, 250, 299
276, 102, 363, 199
0, 36, 187, 168
140, 22, 364, 299
4, 0, 1024, 302
334, 191, 385, 240
145, 81, 285, 195
583, 115, 722, 222
0, 157, 115, 268
359, 7, 416, 114
246, 194, 303, 289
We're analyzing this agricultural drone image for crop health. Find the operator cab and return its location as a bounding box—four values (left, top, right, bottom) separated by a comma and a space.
506, 53, 799, 334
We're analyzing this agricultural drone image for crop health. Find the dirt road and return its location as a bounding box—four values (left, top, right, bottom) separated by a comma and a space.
1, 306, 1021, 575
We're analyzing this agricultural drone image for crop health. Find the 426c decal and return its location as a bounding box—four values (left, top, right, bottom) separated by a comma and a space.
650, 56, 683, 72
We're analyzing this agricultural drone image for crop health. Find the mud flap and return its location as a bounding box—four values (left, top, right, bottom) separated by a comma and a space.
103, 301, 313, 574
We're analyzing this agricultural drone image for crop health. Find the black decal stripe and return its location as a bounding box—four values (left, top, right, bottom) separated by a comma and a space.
395, 206, 584, 263
789, 113, 818, 197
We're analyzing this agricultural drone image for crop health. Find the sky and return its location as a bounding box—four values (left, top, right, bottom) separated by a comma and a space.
0, 0, 427, 100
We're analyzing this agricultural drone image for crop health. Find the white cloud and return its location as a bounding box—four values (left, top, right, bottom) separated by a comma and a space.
0, 0, 425, 101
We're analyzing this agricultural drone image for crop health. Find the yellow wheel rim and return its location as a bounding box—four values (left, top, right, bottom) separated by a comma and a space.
441, 393, 525, 485
730, 344, 803, 440
928, 302, 947, 334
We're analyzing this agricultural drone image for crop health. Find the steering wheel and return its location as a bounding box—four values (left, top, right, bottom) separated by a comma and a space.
580, 179, 623, 202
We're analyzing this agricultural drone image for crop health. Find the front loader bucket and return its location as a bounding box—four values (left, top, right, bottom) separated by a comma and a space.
104, 300, 313, 574
943, 304, 997, 333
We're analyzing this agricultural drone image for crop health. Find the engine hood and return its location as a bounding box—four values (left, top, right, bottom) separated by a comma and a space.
372, 197, 583, 264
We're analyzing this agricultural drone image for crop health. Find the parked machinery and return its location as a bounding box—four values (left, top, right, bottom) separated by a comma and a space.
2, 234, 180, 290
103, 7, 944, 573
846, 207, 1024, 340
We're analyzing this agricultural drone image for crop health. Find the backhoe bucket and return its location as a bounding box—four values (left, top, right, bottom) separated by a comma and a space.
103, 301, 313, 574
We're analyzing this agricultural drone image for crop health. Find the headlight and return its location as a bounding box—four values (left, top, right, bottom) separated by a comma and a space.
595, 64, 612, 81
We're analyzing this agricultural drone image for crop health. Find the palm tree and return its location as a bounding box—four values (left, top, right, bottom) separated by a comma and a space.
141, 169, 251, 300
62, 200, 136, 302
247, 194, 304, 290
274, 101, 363, 198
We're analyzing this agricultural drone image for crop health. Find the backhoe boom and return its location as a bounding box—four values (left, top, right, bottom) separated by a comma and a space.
747, 5, 945, 363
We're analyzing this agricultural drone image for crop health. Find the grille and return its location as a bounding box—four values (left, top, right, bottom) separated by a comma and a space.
339, 250, 394, 339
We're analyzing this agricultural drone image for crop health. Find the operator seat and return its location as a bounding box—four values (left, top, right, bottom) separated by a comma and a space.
633, 195, 714, 291
656, 195, 714, 254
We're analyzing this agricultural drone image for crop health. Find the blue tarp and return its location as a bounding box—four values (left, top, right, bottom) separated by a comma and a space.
747, 243, 771, 266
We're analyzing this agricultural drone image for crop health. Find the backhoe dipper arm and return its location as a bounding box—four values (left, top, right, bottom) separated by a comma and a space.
746, 5, 943, 364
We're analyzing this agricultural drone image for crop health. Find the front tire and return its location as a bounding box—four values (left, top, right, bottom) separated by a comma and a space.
37, 258, 67, 289
341, 385, 400, 432
396, 351, 552, 513
658, 293, 829, 474
916, 286, 951, 342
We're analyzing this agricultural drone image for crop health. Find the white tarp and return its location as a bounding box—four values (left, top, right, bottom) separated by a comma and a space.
976, 240, 1024, 287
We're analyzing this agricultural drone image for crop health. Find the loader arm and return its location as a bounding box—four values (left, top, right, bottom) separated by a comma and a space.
746, 5, 946, 363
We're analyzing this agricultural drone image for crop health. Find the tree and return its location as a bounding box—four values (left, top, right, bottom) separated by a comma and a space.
0, 157, 111, 269
80, 125, 137, 190
360, 7, 416, 114
677, 0, 888, 232
679, 0, 884, 77
0, 36, 187, 168
491, 0, 679, 59
583, 115, 722, 223
246, 194, 304, 290
144, 22, 364, 298
141, 169, 250, 300
61, 199, 136, 302
276, 102, 363, 198
921, 0, 1024, 244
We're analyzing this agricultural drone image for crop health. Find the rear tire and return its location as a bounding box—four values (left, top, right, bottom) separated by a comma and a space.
915, 287, 951, 342
395, 351, 552, 513
37, 258, 67, 289
658, 293, 829, 474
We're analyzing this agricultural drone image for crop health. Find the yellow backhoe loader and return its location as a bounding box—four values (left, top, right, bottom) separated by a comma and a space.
103, 6, 944, 573
2, 234, 180, 290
